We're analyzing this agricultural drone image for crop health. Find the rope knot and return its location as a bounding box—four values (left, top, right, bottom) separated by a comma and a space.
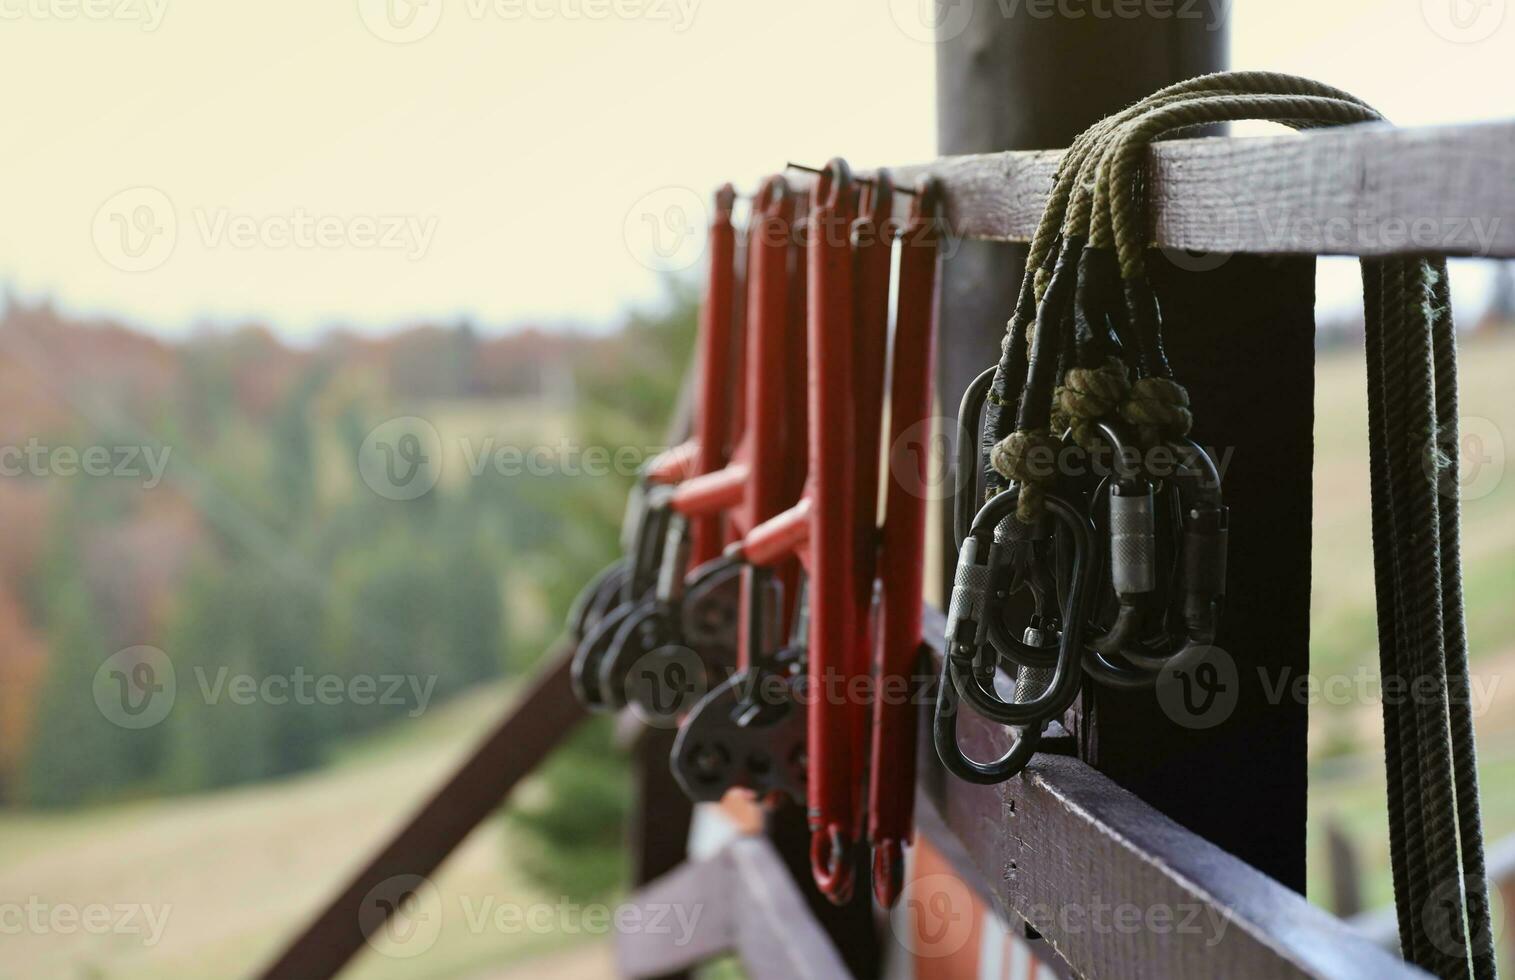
1049, 387, 1073, 439
989, 428, 1059, 523
1055, 358, 1131, 449
1121, 377, 1192, 446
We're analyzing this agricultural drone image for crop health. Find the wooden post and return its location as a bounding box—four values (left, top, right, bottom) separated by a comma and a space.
933, 0, 1315, 898
933, 2, 1228, 592
627, 726, 695, 980
1089, 253, 1316, 891
1327, 819, 1365, 918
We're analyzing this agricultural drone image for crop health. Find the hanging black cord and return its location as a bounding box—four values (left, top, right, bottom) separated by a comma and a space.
969, 71, 1493, 976
1085, 82, 1492, 978
1430, 262, 1497, 978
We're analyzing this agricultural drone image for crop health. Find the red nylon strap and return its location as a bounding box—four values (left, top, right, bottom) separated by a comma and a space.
688, 185, 741, 566
868, 179, 943, 907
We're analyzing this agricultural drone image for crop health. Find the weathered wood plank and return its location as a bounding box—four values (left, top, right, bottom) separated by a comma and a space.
916, 607, 1427, 980
887, 119, 1515, 257
615, 836, 851, 980
614, 852, 734, 975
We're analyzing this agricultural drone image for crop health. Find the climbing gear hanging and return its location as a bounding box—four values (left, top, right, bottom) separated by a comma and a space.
867, 177, 944, 906
600, 176, 810, 721
677, 161, 935, 907
935, 70, 1494, 980
669, 174, 813, 798
570, 185, 744, 711
568, 163, 943, 910
724, 159, 875, 905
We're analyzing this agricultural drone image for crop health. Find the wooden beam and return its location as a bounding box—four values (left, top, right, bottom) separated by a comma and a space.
615, 836, 851, 980
892, 119, 1515, 257
256, 642, 586, 980
616, 604, 1427, 980
913, 644, 1429, 980
915, 757, 1429, 980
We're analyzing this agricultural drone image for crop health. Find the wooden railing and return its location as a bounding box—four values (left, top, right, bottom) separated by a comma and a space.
259, 116, 1515, 980
617, 608, 1431, 979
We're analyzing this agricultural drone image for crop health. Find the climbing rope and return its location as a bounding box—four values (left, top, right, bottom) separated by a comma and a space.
942, 71, 1494, 979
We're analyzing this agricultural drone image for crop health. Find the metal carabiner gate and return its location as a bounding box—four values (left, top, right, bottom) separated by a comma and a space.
867, 177, 941, 906
935, 485, 1097, 782
571, 186, 743, 711
603, 177, 807, 718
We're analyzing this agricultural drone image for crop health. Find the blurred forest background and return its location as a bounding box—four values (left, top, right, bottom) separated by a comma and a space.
0, 282, 697, 979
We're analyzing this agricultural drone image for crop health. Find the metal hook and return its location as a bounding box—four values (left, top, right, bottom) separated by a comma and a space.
954, 365, 997, 551
932, 650, 1043, 785
784, 162, 921, 196
1079, 435, 1228, 683
940, 486, 1097, 739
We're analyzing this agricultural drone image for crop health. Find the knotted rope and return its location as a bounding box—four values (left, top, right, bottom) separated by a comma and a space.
980, 71, 1494, 978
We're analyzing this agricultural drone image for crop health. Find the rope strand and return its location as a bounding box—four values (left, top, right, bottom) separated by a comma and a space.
981, 71, 1493, 977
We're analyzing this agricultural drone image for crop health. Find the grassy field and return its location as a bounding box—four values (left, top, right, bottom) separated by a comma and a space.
1306, 328, 1515, 910
0, 679, 611, 980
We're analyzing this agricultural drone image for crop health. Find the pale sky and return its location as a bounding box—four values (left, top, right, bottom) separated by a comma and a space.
0, 0, 1509, 339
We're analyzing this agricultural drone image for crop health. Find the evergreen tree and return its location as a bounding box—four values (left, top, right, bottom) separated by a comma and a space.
503, 285, 697, 895
22, 580, 140, 806
162, 561, 328, 790
506, 717, 629, 902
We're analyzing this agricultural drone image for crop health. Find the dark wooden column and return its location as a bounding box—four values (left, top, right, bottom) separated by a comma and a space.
934, 0, 1316, 896
934, 5, 1228, 587
934, 4, 1228, 418
1084, 254, 1316, 891
627, 726, 696, 980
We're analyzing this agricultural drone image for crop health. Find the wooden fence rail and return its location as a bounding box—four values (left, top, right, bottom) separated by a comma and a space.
883, 118, 1515, 256
618, 608, 1431, 980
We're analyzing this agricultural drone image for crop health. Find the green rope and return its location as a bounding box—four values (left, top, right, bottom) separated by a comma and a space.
981, 71, 1495, 978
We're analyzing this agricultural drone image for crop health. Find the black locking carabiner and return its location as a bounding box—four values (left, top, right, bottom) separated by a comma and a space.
931, 658, 1042, 785
933, 485, 1096, 783
1079, 434, 1228, 684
